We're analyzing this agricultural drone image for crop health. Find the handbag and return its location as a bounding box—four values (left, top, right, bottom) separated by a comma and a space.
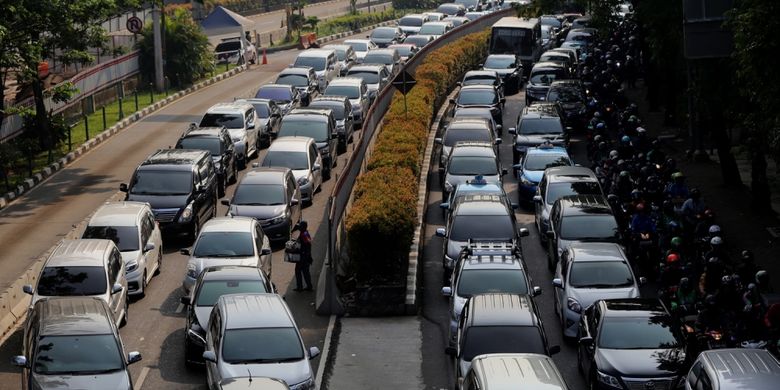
284, 239, 301, 263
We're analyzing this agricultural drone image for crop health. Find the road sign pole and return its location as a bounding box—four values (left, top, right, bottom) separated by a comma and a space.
402, 71, 408, 119
152, 4, 164, 92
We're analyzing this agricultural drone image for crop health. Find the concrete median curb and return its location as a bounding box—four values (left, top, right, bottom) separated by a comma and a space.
0, 65, 248, 212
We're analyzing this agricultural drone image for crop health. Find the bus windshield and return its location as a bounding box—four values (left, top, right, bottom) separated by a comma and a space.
490, 27, 535, 56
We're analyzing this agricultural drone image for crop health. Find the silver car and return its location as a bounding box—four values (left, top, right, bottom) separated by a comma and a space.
260, 137, 323, 205
346, 64, 391, 105
532, 166, 602, 245
199, 102, 260, 169
202, 294, 320, 390
181, 217, 272, 293
552, 242, 642, 338
323, 77, 369, 128
13, 297, 142, 390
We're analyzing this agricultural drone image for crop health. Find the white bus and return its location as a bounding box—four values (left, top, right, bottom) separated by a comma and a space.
489, 17, 542, 74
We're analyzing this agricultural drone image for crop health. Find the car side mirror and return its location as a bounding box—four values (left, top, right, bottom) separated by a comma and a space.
579, 336, 594, 346
309, 346, 321, 359
445, 346, 457, 356
532, 286, 542, 296
456, 81, 462, 86
442, 286, 452, 296
312, 163, 321, 172
435, 228, 446, 237
518, 228, 529, 237
508, 128, 516, 135
127, 351, 142, 365
119, 183, 128, 192
180, 296, 191, 305
552, 278, 563, 288
221, 199, 231, 206
11, 356, 28, 368
439, 202, 450, 210
22, 285, 33, 295
261, 248, 272, 255
111, 283, 124, 295
512, 163, 522, 172
434, 138, 443, 145
143, 243, 156, 253
549, 345, 561, 355
495, 138, 502, 145
291, 198, 300, 206
533, 195, 542, 203
202, 350, 217, 363
180, 248, 191, 256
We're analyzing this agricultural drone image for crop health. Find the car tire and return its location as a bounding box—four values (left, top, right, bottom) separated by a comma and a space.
120, 299, 129, 328
547, 240, 555, 271
154, 251, 162, 275
190, 218, 200, 245
139, 270, 148, 298
218, 177, 226, 198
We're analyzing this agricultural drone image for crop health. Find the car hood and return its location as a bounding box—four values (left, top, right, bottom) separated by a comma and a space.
569, 286, 639, 310
371, 37, 395, 46
222, 359, 312, 388
515, 134, 566, 146
194, 306, 213, 330
596, 348, 685, 378
445, 174, 501, 191
127, 194, 189, 210
227, 128, 247, 140
292, 169, 310, 181
230, 204, 286, 220
190, 257, 257, 275
120, 250, 141, 265
32, 370, 131, 390
522, 170, 544, 183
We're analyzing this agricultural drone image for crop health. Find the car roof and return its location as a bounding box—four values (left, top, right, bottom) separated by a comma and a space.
465, 70, 499, 78
557, 195, 612, 215
47, 239, 115, 267
454, 107, 493, 117
471, 354, 568, 390
348, 64, 386, 72
219, 293, 294, 329
89, 201, 148, 227
599, 298, 668, 318
297, 48, 336, 57
206, 102, 252, 114
201, 266, 266, 282
278, 67, 314, 75
142, 149, 208, 167
258, 83, 293, 91
486, 54, 517, 60
460, 84, 497, 92
328, 77, 365, 86
455, 197, 509, 216
448, 119, 491, 131
286, 108, 332, 120
268, 136, 313, 151
698, 349, 780, 388
36, 297, 115, 336
344, 38, 371, 44
545, 166, 598, 181
364, 48, 397, 56
567, 242, 627, 262
462, 251, 524, 271
451, 142, 497, 156
531, 61, 566, 71
201, 216, 256, 233
525, 145, 568, 156
468, 294, 537, 326
240, 167, 289, 185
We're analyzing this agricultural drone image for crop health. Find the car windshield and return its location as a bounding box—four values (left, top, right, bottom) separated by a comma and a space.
262, 151, 309, 170
541, 54, 568, 64
193, 232, 254, 258
279, 119, 329, 142
456, 0, 478, 8
196, 280, 268, 306
404, 37, 430, 47
33, 335, 123, 375
222, 327, 304, 363
518, 119, 563, 134
293, 56, 326, 71
443, 129, 492, 147
347, 41, 368, 52
399, 16, 424, 27
37, 266, 107, 296
245, 102, 270, 117
276, 74, 308, 87
457, 269, 528, 297
548, 87, 584, 103
310, 103, 346, 120
463, 326, 546, 361
569, 261, 634, 288
200, 113, 243, 129
363, 53, 394, 66
450, 215, 514, 241
215, 41, 241, 52
393, 46, 415, 57
177, 137, 222, 156
457, 89, 497, 105
448, 156, 497, 176
419, 24, 446, 35
348, 70, 380, 84
599, 317, 680, 349
484, 56, 515, 68
255, 87, 293, 103
560, 215, 619, 241
372, 29, 396, 38
524, 154, 571, 171
546, 181, 601, 204
464, 76, 497, 86
325, 85, 361, 99
82, 226, 139, 252
541, 16, 562, 27
530, 69, 565, 85
233, 184, 286, 206
130, 170, 192, 196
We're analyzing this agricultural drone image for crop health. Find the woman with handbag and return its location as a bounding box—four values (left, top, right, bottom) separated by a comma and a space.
291, 220, 313, 292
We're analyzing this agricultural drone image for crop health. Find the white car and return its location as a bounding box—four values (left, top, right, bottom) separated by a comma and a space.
214, 36, 257, 65
82, 201, 162, 297
260, 137, 323, 204
199, 102, 260, 169
181, 217, 272, 293
344, 39, 378, 63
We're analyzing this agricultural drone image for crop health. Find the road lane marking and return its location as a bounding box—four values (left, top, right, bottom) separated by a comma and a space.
315, 314, 336, 389
135, 366, 150, 389
175, 303, 184, 313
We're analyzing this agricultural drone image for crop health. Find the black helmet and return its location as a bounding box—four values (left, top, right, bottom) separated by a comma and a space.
705, 294, 717, 306
680, 277, 690, 289
690, 188, 701, 199
741, 250, 754, 262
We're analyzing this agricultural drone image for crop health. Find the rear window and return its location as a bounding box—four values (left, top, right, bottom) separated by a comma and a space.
293, 56, 326, 71
484, 56, 515, 69
309, 103, 346, 120
255, 87, 293, 103
177, 137, 222, 156
419, 24, 447, 35
457, 89, 498, 105
347, 70, 380, 84
37, 266, 107, 296
215, 41, 241, 52
560, 215, 619, 241
547, 86, 584, 103
83, 226, 139, 252
545, 181, 601, 204
262, 150, 309, 170
448, 156, 498, 176
196, 280, 269, 306
457, 269, 528, 297
450, 214, 514, 241
443, 129, 491, 147
279, 118, 330, 142
524, 153, 571, 171
399, 16, 424, 27
530, 69, 565, 85
325, 85, 361, 99
276, 74, 309, 88
362, 53, 394, 66
193, 232, 255, 258
518, 118, 563, 134
200, 113, 243, 129
463, 326, 546, 361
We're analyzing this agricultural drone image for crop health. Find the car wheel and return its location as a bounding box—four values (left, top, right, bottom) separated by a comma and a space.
190, 218, 200, 244
218, 177, 226, 198
154, 251, 162, 275
120, 299, 129, 328
547, 240, 555, 271
229, 163, 238, 184
139, 270, 148, 298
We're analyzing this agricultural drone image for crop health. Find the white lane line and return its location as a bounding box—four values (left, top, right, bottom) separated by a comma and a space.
315, 314, 336, 390
135, 366, 151, 389
175, 303, 184, 314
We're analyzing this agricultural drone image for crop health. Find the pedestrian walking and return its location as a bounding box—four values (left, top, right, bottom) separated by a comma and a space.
293, 220, 314, 292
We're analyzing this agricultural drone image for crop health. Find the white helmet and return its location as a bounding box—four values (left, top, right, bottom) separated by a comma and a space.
708, 225, 721, 235
710, 236, 723, 246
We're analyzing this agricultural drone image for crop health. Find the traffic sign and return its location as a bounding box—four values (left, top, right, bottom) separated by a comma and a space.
392, 71, 417, 95
127, 16, 143, 34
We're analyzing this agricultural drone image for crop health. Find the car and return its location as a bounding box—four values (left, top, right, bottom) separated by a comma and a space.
343, 38, 378, 63
323, 77, 370, 128
82, 202, 162, 298
418, 21, 454, 39
455, 0, 482, 12
346, 64, 391, 104
260, 137, 322, 204
545, 79, 588, 130
447, 294, 559, 384
435, 194, 525, 276
442, 240, 540, 347
685, 348, 780, 390
549, 47, 580, 68
560, 41, 587, 59
481, 54, 524, 94
540, 50, 575, 75
514, 144, 573, 202
553, 243, 643, 338
274, 67, 319, 106
540, 14, 564, 28
12, 297, 142, 389
23, 239, 129, 328
291, 48, 340, 90
509, 103, 569, 164
180, 216, 272, 293
277, 108, 338, 180
526, 61, 569, 104
441, 141, 507, 199
199, 102, 260, 169
222, 167, 302, 242
443, 16, 470, 27
368, 26, 406, 48
120, 149, 218, 241
460, 353, 570, 390
578, 299, 688, 390
254, 84, 302, 116
181, 266, 274, 368
452, 85, 505, 128
322, 43, 357, 75
463, 11, 486, 21
435, 117, 500, 171
439, 179, 513, 220
214, 36, 256, 65
403, 34, 436, 48
452, 107, 501, 136
564, 28, 595, 50
219, 377, 290, 390
533, 166, 603, 245
397, 14, 427, 35
388, 43, 419, 61
234, 98, 282, 145
460, 70, 505, 103
361, 48, 404, 77
437, 3, 467, 16
540, 24, 561, 51
423, 11, 446, 22
202, 294, 320, 390
176, 126, 238, 197
308, 96, 355, 151
571, 17, 592, 29
547, 195, 622, 271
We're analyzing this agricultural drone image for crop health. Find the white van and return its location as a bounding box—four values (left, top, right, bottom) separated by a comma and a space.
461, 353, 570, 389
292, 49, 340, 91
686, 349, 780, 390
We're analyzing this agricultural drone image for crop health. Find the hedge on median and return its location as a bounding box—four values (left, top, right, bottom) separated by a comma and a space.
345, 30, 490, 285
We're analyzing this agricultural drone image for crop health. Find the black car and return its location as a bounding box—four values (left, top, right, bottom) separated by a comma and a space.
437, 3, 467, 16
481, 54, 524, 94
275, 67, 319, 106
181, 266, 274, 368
545, 80, 588, 131
254, 84, 301, 116
308, 96, 355, 153
175, 126, 237, 197
526, 61, 569, 104
368, 26, 406, 48
277, 108, 339, 180
235, 98, 282, 146
451, 85, 505, 128
460, 70, 505, 103
578, 299, 689, 390
120, 149, 217, 242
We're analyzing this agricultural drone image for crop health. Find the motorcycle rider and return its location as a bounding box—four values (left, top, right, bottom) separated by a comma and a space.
681, 188, 707, 230
736, 250, 759, 284
699, 257, 725, 295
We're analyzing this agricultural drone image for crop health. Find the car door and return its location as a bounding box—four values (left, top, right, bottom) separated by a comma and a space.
254, 222, 271, 277
108, 249, 126, 325
245, 108, 258, 155
554, 250, 569, 314
579, 304, 599, 376
221, 132, 235, 176
309, 143, 322, 190
547, 202, 561, 268
139, 214, 152, 280
144, 210, 162, 273
205, 310, 222, 387
535, 175, 547, 222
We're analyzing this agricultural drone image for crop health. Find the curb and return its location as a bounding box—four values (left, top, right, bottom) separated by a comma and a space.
0, 65, 249, 211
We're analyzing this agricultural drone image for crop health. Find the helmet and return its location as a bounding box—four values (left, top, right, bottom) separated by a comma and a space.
621, 135, 631, 143
619, 170, 630, 178
721, 275, 732, 285
596, 122, 606, 130
705, 294, 717, 306
666, 253, 679, 264
636, 126, 646, 134
710, 236, 723, 246
756, 270, 769, 284
680, 277, 690, 288
671, 172, 684, 180
748, 283, 758, 291
627, 115, 638, 123
741, 250, 754, 262
609, 150, 619, 160
631, 189, 642, 199
708, 225, 721, 235
594, 111, 602, 118
636, 202, 645, 212
594, 135, 602, 142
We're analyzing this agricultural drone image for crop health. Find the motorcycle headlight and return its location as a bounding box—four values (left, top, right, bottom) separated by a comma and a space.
179, 204, 194, 222
186, 263, 198, 279
567, 297, 582, 313
290, 378, 315, 390
298, 176, 309, 185
126, 261, 139, 273
444, 181, 454, 193
596, 371, 621, 388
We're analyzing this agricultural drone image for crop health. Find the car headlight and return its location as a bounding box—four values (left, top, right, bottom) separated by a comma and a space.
444, 181, 454, 193
298, 176, 309, 185
596, 371, 621, 389
187, 327, 206, 346
186, 263, 198, 279
270, 211, 288, 225
290, 378, 315, 390
567, 297, 582, 314
179, 204, 194, 222
126, 261, 139, 273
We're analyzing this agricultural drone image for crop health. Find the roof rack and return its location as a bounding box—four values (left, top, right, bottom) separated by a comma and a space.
461, 238, 518, 257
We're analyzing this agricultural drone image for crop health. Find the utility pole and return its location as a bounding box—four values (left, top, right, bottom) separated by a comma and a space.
152, 3, 164, 92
